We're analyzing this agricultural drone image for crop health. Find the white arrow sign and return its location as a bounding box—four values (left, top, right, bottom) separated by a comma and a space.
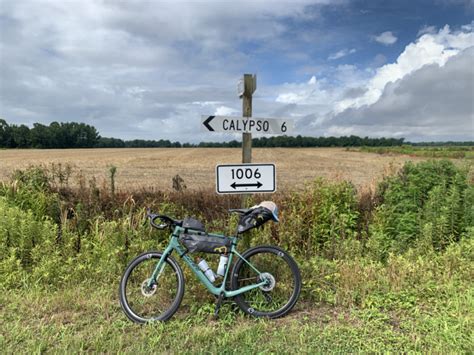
202, 116, 293, 135
216, 163, 276, 194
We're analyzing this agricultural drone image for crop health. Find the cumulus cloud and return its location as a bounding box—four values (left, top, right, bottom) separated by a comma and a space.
270, 25, 473, 141
371, 53, 388, 67
334, 25, 474, 114
214, 106, 238, 116
374, 31, 398, 45
326, 38, 474, 141
275, 75, 334, 106
418, 25, 437, 36
328, 48, 356, 60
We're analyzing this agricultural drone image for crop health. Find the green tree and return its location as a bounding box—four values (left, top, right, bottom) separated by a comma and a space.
10, 124, 31, 148
0, 119, 12, 147
30, 123, 52, 148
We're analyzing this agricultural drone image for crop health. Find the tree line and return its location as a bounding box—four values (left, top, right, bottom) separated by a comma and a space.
0, 120, 100, 148
0, 119, 182, 149
196, 135, 406, 148
0, 119, 471, 149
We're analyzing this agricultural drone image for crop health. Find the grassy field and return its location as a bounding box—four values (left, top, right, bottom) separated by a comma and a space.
2, 266, 472, 354
0, 147, 426, 190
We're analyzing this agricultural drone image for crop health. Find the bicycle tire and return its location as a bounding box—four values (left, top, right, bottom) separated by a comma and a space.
230, 245, 301, 318
119, 251, 184, 323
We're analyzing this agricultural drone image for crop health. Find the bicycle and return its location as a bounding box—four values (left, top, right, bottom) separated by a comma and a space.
119, 201, 302, 323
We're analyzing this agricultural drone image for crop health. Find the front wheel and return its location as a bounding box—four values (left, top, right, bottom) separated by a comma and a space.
231, 245, 301, 318
119, 251, 184, 323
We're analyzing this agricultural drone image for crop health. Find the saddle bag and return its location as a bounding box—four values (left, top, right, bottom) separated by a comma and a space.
237, 206, 274, 233
179, 234, 232, 254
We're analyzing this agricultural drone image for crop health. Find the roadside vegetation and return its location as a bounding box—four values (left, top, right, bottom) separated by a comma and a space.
355, 145, 474, 159
1, 159, 473, 352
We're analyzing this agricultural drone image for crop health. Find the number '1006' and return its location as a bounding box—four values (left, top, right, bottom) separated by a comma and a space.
231, 168, 261, 180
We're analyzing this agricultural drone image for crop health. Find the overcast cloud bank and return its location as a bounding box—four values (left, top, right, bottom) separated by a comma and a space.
0, 1, 472, 142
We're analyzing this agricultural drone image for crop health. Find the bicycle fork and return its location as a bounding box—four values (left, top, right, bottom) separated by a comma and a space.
146, 244, 174, 288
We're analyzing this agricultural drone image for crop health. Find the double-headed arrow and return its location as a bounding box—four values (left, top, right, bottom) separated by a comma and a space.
231, 181, 263, 189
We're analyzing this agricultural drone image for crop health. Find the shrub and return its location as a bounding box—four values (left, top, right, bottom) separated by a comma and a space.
0, 197, 59, 288
0, 166, 60, 222
266, 179, 360, 259
368, 160, 472, 261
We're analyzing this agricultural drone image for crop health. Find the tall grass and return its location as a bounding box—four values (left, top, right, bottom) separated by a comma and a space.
1, 159, 472, 289
1, 159, 473, 352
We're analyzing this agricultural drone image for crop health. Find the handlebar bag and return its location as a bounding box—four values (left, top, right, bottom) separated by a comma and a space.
182, 217, 206, 232
179, 234, 232, 254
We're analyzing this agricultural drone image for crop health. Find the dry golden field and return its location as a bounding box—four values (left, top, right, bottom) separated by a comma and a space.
0, 147, 426, 191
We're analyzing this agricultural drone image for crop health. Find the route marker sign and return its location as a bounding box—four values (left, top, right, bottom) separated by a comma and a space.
216, 163, 276, 194
202, 115, 292, 135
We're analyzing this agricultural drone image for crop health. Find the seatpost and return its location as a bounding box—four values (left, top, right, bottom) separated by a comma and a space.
234, 224, 240, 238
233, 213, 243, 238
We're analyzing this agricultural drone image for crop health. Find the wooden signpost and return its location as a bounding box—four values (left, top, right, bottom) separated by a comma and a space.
202, 74, 292, 207
241, 74, 256, 169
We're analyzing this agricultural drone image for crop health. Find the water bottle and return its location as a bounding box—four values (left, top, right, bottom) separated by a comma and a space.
216, 254, 229, 277
197, 259, 216, 283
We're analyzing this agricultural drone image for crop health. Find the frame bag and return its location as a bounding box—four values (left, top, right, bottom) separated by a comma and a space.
179, 234, 232, 254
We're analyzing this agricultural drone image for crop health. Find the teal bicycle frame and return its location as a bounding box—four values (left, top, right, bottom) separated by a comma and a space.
147, 225, 267, 298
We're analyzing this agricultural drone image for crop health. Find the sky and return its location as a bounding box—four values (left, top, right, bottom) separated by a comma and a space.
0, 0, 473, 143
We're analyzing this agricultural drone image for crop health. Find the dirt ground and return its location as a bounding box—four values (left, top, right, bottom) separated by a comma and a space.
0, 147, 425, 191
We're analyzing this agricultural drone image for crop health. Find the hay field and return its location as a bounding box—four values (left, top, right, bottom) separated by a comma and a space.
0, 147, 425, 191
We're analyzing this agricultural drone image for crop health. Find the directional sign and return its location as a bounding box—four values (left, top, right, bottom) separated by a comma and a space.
202, 116, 293, 135
216, 163, 276, 194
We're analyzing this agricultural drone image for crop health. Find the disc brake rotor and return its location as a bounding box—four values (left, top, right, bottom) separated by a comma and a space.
259, 272, 276, 292
141, 279, 157, 297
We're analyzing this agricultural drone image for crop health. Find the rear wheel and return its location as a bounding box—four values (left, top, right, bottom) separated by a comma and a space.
231, 245, 301, 318
119, 251, 184, 323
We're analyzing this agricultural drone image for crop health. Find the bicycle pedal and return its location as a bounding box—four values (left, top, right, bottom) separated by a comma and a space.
214, 293, 225, 318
